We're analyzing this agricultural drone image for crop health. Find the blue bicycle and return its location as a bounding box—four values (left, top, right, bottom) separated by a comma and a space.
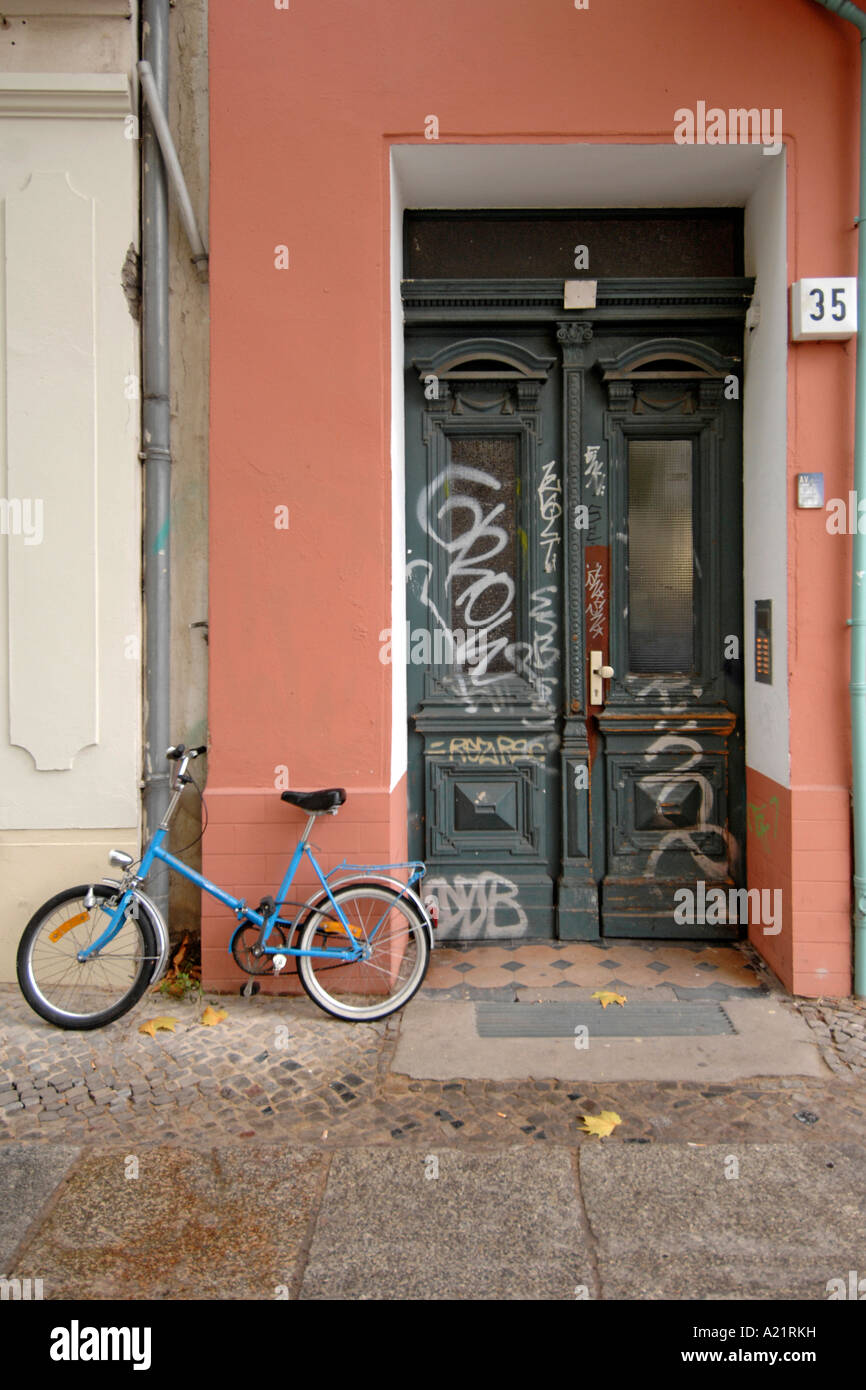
17, 743, 436, 1030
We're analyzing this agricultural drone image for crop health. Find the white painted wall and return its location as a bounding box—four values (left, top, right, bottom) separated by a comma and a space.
743, 153, 790, 787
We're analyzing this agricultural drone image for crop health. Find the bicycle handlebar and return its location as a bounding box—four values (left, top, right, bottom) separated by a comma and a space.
166, 744, 207, 762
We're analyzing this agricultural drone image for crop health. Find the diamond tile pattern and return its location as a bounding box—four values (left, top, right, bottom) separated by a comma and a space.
422, 940, 765, 996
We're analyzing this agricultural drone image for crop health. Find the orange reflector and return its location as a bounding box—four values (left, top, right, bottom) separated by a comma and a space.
321, 920, 358, 939
49, 911, 89, 942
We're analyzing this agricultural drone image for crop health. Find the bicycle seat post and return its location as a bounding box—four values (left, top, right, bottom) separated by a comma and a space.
298, 813, 318, 847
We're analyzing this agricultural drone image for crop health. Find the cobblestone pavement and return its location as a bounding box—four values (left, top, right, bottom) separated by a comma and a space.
791, 996, 866, 1076
1, 945, 864, 1150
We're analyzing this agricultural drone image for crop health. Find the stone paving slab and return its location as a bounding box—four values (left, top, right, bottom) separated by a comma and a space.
580, 1142, 866, 1301
300, 1145, 592, 1300
5, 1139, 865, 1300
0, 1141, 80, 1271
8, 1145, 327, 1300
393, 997, 827, 1082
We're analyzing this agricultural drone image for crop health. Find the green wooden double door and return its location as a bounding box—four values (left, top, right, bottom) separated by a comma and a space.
404, 281, 748, 941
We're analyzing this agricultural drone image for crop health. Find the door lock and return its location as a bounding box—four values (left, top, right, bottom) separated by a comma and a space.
589, 650, 615, 705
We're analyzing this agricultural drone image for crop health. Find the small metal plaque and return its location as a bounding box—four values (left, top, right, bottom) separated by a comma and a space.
797, 473, 824, 508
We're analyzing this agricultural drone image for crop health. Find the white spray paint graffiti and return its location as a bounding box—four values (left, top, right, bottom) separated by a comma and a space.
427, 734, 547, 765
415, 464, 515, 681
634, 695, 738, 885
527, 584, 559, 703
640, 734, 730, 881
584, 444, 605, 497
537, 459, 562, 573
426, 872, 529, 938
585, 560, 606, 642
411, 466, 560, 700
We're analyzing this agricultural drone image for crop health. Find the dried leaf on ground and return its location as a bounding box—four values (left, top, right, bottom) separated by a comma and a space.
171, 933, 190, 969
201, 1005, 227, 1027
591, 990, 627, 1009
578, 1110, 622, 1139
138, 1016, 178, 1037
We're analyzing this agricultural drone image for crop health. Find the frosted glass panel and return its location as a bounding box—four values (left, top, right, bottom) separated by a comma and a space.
628, 440, 694, 672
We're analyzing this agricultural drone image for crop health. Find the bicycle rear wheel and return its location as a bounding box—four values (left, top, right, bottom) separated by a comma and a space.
297, 883, 430, 1021
17, 883, 158, 1030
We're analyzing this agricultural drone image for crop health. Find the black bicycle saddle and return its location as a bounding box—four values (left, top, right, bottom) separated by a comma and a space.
280, 788, 347, 812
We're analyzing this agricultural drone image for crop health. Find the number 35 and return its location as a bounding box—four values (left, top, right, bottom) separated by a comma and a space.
809, 286, 847, 322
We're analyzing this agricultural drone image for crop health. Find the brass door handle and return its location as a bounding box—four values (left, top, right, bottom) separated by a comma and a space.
589, 650, 615, 705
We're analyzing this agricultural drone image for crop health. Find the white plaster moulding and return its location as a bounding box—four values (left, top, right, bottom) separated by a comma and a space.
0, 73, 131, 119
1, 2, 130, 15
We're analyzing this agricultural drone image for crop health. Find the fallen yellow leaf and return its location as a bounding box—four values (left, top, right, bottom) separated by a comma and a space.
201, 1005, 227, 1027
578, 1110, 622, 1139
138, 1015, 177, 1037
591, 990, 627, 1009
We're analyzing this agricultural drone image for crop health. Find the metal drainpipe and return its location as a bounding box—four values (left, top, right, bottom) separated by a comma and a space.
810, 0, 866, 998
140, 0, 172, 924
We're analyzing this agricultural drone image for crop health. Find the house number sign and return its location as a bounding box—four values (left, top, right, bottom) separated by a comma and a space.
790, 278, 857, 341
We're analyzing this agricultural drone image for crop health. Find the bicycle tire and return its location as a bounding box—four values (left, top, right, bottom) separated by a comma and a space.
17, 883, 158, 1030
296, 883, 430, 1021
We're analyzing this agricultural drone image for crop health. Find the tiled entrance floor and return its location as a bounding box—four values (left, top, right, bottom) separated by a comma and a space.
420, 939, 767, 999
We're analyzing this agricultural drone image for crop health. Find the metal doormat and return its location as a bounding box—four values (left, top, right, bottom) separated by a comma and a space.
475, 1002, 735, 1038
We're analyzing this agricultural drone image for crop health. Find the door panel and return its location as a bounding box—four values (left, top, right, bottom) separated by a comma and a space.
405, 335, 563, 940
586, 338, 745, 937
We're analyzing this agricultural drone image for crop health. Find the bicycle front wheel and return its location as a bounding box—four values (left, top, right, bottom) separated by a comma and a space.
17, 883, 158, 1030
297, 884, 430, 1021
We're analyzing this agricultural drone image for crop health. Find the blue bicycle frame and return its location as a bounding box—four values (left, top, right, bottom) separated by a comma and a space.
79, 807, 427, 968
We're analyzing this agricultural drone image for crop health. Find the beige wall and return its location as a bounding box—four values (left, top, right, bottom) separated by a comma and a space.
0, 0, 210, 978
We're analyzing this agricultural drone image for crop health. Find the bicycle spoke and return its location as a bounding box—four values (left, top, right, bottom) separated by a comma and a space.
298, 885, 429, 1020
20, 886, 154, 1024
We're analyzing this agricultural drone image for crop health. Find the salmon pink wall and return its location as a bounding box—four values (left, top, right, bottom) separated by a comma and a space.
207, 0, 862, 995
